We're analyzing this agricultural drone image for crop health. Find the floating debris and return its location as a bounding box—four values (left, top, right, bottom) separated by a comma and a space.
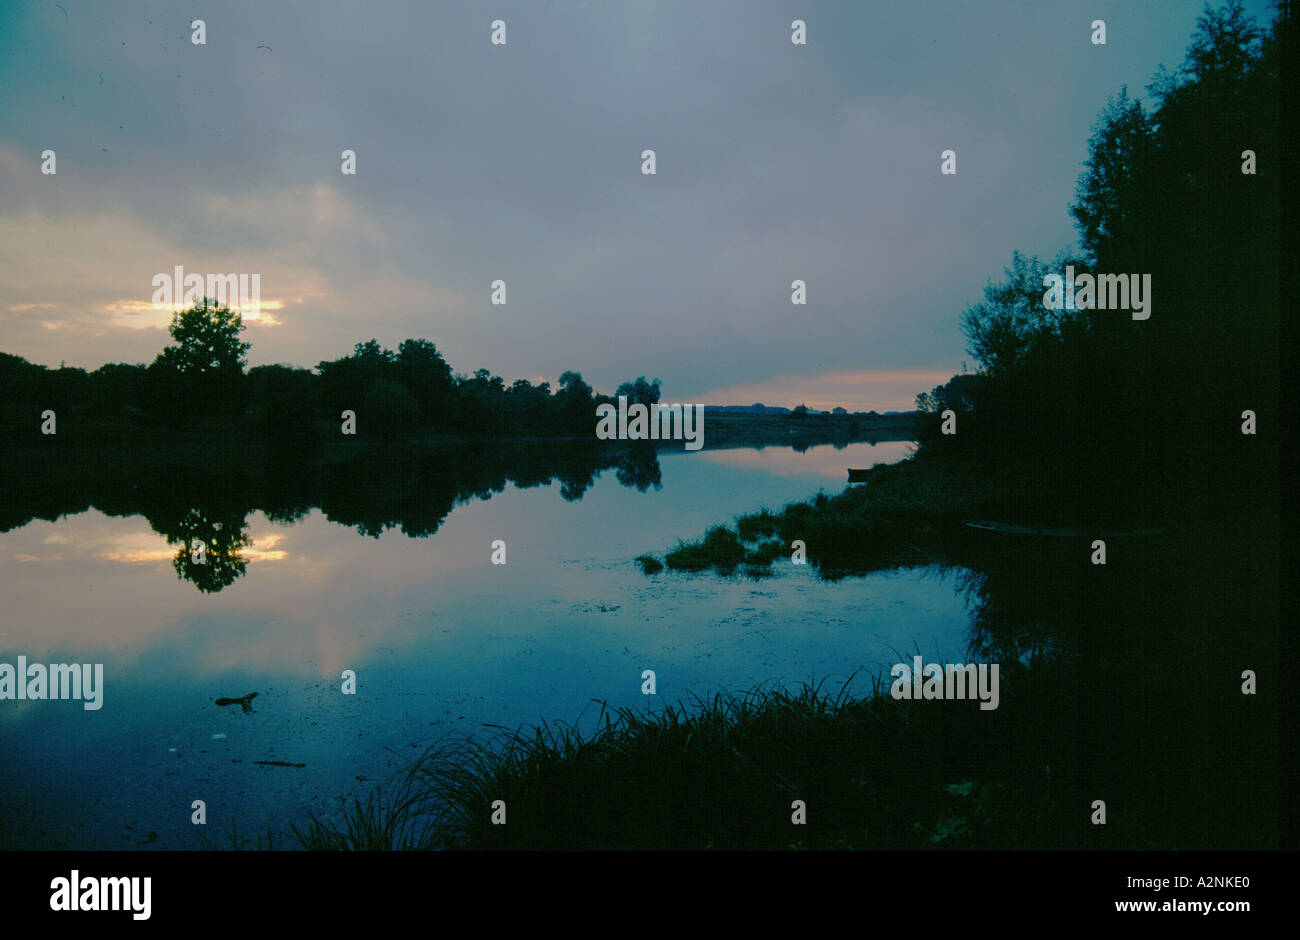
253, 760, 305, 768
214, 692, 258, 713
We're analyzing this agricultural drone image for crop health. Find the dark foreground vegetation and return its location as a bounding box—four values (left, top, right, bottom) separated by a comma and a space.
266, 2, 1284, 850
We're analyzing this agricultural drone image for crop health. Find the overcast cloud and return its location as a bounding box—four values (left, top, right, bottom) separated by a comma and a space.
0, 0, 1270, 409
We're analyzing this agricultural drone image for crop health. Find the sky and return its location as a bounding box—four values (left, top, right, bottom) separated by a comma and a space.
0, 0, 1275, 411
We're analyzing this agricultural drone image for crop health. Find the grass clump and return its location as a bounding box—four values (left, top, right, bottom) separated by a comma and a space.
736, 509, 780, 541
742, 538, 786, 566
291, 780, 441, 851
664, 525, 746, 572
634, 554, 664, 574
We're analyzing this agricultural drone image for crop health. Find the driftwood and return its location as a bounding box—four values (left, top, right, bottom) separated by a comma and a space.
253, 760, 306, 768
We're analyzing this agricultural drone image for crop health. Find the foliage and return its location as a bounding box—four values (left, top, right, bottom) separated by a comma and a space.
155, 297, 251, 377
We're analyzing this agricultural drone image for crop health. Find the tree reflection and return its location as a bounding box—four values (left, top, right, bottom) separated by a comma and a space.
163, 507, 253, 593
0, 440, 664, 593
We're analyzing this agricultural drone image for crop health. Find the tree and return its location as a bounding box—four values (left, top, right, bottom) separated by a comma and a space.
959, 250, 1087, 378
916, 374, 983, 416
90, 363, 149, 415
396, 339, 453, 424
362, 379, 420, 442
615, 376, 661, 406
556, 371, 595, 433
155, 297, 251, 376
317, 339, 398, 422
1182, 0, 1262, 87
151, 297, 250, 421
1069, 88, 1156, 267
247, 364, 318, 443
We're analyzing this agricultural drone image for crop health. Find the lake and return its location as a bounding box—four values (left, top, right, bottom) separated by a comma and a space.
0, 438, 985, 849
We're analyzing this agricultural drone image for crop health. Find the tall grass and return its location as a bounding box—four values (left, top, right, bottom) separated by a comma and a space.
290, 672, 1078, 851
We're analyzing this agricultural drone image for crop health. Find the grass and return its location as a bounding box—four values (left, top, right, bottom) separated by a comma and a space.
664, 525, 747, 572
282, 671, 1098, 851
736, 509, 780, 541
640, 532, 782, 576
634, 554, 663, 574
291, 781, 443, 851
742, 538, 786, 565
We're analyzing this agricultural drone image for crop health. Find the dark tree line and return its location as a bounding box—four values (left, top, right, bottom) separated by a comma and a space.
0, 299, 664, 445
916, 0, 1284, 527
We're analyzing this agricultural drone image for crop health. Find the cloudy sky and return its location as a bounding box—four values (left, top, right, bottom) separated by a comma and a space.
0, 0, 1271, 410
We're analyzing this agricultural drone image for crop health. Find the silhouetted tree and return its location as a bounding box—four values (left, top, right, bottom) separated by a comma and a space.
396, 338, 453, 426
247, 363, 319, 444
151, 297, 250, 421
615, 376, 661, 406
155, 297, 251, 376
361, 378, 420, 442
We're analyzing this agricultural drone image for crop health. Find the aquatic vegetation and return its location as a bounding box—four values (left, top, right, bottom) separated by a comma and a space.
634, 554, 663, 574
664, 525, 746, 572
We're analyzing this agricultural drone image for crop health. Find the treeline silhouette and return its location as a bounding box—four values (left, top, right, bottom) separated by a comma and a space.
914, 0, 1283, 531
0, 320, 665, 445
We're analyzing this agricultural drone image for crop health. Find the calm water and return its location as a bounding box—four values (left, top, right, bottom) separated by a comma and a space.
0, 439, 977, 849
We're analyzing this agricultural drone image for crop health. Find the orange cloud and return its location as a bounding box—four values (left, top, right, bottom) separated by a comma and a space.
102, 298, 285, 330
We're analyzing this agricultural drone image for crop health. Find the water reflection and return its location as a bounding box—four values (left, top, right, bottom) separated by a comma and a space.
1, 439, 994, 850
0, 442, 666, 593
165, 507, 254, 593
699, 439, 914, 479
